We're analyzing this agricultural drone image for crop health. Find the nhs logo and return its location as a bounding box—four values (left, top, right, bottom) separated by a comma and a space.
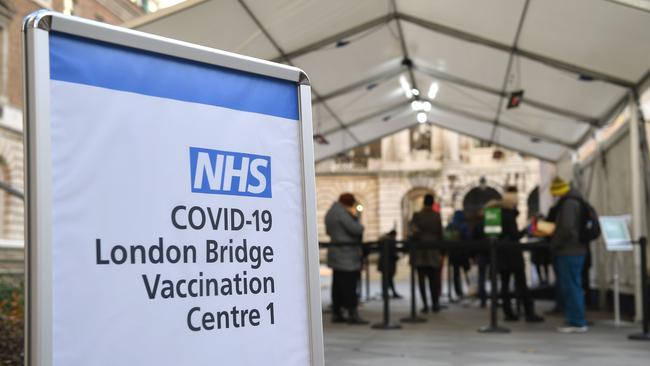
190, 147, 272, 198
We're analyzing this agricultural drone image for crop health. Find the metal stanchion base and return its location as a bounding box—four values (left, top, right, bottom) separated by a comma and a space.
371, 322, 402, 330
478, 325, 511, 334
400, 316, 427, 323
628, 332, 650, 341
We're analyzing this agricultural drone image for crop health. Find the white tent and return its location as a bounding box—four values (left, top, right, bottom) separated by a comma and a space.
126, 0, 650, 163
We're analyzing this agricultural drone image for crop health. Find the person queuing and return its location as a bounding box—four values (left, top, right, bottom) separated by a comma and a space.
549, 177, 589, 333
377, 230, 402, 299
471, 212, 489, 309
409, 194, 443, 313
489, 187, 544, 323
445, 210, 472, 304
325, 193, 368, 325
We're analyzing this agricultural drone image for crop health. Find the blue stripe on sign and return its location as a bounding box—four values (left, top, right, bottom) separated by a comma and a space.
49, 32, 299, 120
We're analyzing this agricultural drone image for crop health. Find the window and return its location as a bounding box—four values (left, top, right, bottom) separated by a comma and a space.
63, 0, 76, 15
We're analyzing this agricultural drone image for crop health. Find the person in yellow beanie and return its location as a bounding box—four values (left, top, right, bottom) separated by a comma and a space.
549, 177, 588, 333
550, 177, 570, 197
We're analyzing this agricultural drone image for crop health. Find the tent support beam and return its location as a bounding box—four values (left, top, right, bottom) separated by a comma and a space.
274, 10, 635, 89
315, 113, 414, 163
426, 120, 556, 163
629, 89, 650, 322
317, 109, 557, 164
321, 93, 574, 151
599, 68, 650, 134
489, 0, 531, 142
320, 101, 410, 136
390, 0, 418, 92
637, 68, 650, 95
413, 64, 598, 125
423, 96, 574, 149
272, 14, 395, 62
314, 65, 407, 103
236, 0, 361, 144
396, 13, 635, 89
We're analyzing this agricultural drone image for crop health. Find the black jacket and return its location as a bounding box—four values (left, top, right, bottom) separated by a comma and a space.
551, 188, 587, 256
497, 207, 525, 271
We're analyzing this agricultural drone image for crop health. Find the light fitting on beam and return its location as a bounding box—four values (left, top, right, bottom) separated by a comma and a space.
428, 81, 439, 99
399, 75, 412, 98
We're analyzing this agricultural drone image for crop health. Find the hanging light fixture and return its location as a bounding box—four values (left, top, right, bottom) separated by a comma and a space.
417, 112, 428, 124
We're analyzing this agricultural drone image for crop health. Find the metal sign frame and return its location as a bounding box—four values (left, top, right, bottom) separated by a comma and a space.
23, 10, 323, 366
599, 215, 633, 252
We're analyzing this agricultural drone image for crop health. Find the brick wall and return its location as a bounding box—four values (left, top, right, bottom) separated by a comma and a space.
0, 0, 146, 244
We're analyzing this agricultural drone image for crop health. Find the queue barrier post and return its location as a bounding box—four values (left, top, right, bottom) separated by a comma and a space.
401, 241, 427, 324
629, 236, 650, 341
364, 252, 371, 302
372, 239, 402, 330
478, 238, 510, 334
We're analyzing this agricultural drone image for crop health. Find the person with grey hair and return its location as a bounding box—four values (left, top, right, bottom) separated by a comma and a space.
325, 193, 368, 325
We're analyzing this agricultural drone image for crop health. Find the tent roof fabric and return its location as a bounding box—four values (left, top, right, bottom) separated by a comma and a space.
127, 0, 650, 162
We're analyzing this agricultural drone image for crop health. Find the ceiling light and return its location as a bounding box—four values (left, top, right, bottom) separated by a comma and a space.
411, 100, 422, 111
428, 82, 439, 99
411, 88, 420, 96
399, 76, 412, 99
422, 101, 432, 112
417, 112, 427, 124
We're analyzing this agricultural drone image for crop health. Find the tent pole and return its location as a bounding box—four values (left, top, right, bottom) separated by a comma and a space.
629, 90, 649, 322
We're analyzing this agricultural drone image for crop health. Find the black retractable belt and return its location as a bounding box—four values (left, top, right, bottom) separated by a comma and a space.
372, 239, 401, 330
478, 238, 510, 334
401, 241, 427, 324
629, 236, 650, 341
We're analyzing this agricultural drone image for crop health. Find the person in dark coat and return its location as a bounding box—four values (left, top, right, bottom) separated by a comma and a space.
550, 177, 588, 333
409, 194, 443, 313
377, 230, 401, 298
325, 193, 368, 324
446, 210, 471, 301
493, 187, 544, 323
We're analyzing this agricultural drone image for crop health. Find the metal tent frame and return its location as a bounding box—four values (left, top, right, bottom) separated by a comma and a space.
126, 0, 650, 163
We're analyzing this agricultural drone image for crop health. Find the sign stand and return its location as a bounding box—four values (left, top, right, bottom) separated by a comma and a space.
23, 10, 324, 366
599, 216, 634, 327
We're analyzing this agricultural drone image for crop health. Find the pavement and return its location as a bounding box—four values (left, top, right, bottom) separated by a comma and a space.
321, 279, 650, 366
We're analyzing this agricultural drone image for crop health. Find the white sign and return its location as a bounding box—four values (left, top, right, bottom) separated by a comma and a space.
599, 215, 633, 251
24, 12, 322, 366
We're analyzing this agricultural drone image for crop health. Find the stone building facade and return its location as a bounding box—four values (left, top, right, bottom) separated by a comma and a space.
0, 0, 150, 245
315, 125, 541, 243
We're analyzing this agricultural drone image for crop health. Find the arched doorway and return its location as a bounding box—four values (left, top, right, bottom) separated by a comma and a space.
527, 186, 540, 219
401, 187, 435, 239
461, 184, 502, 229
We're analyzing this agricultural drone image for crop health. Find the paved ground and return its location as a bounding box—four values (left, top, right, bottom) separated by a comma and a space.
322, 280, 649, 366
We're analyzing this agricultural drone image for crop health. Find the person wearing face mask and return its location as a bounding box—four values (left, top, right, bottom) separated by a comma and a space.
325, 193, 368, 325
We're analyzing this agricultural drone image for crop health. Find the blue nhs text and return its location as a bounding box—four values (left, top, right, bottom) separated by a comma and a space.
190, 147, 272, 198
